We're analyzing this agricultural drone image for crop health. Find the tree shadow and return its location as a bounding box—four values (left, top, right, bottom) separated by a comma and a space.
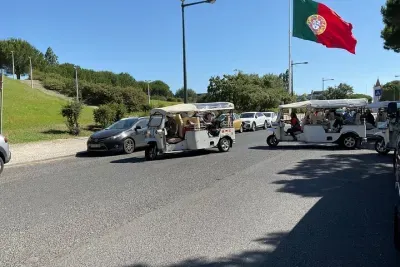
41, 129, 69, 135
121, 152, 400, 267
85, 124, 103, 132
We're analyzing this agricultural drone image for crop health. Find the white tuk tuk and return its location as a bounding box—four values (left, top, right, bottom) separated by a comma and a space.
266, 99, 368, 149
144, 102, 236, 160
370, 101, 400, 155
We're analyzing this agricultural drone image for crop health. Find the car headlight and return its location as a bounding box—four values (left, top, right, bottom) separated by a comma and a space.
110, 134, 123, 140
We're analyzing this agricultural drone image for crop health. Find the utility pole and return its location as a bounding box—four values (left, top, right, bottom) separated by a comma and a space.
11, 51, 15, 80
29, 57, 33, 88
74, 66, 79, 102
145, 80, 151, 105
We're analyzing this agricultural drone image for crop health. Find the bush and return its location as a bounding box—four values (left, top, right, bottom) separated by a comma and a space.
61, 101, 83, 135
93, 104, 116, 128
43, 76, 67, 93
120, 86, 147, 112
108, 102, 127, 121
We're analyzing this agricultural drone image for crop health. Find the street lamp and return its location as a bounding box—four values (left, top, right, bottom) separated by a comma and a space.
322, 78, 334, 91
11, 51, 15, 80
395, 75, 400, 100
181, 0, 216, 103
74, 66, 79, 102
145, 80, 151, 105
290, 61, 308, 95
28, 57, 33, 88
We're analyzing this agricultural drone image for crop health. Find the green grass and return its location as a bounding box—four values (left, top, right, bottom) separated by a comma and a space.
2, 78, 95, 143
1, 78, 181, 144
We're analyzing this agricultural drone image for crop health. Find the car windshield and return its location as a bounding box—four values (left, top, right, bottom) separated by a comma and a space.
241, 113, 255, 118
264, 113, 272, 117
107, 118, 138, 130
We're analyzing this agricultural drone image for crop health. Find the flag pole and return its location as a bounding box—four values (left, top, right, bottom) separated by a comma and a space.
288, 0, 293, 115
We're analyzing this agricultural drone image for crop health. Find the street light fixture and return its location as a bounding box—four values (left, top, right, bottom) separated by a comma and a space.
290, 61, 308, 95
181, 0, 216, 103
11, 51, 15, 80
74, 66, 79, 102
322, 78, 334, 91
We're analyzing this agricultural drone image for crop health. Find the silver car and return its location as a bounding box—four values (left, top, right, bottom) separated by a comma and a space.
0, 134, 11, 175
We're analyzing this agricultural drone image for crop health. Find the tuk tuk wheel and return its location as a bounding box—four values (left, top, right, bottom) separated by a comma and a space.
239, 125, 243, 133
394, 205, 400, 251
218, 137, 231, 152
375, 139, 390, 155
341, 134, 357, 149
251, 122, 256, 132
267, 135, 279, 147
145, 144, 157, 161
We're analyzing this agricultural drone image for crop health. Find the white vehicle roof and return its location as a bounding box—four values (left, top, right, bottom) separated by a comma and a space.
150, 102, 234, 115
279, 98, 368, 109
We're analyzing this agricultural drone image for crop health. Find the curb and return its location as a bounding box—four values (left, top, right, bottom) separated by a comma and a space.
7, 154, 79, 168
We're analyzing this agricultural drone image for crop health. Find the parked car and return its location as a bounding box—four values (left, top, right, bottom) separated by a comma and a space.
87, 117, 149, 154
0, 134, 11, 175
217, 113, 243, 133
240, 112, 268, 131
263, 112, 278, 127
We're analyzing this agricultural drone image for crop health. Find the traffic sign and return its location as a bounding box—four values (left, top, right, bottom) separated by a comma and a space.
375, 89, 382, 97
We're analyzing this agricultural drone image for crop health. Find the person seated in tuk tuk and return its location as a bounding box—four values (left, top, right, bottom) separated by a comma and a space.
332, 111, 344, 131
365, 109, 376, 127
165, 115, 177, 137
287, 111, 301, 141
376, 108, 387, 122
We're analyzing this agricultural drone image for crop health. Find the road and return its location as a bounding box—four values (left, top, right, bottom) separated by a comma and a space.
1, 130, 399, 267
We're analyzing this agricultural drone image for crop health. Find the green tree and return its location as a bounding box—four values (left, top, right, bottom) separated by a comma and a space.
349, 93, 373, 103
381, 0, 400, 53
323, 83, 354, 99
61, 101, 83, 135
175, 88, 198, 102
279, 70, 289, 92
380, 80, 400, 101
0, 38, 45, 79
44, 47, 59, 65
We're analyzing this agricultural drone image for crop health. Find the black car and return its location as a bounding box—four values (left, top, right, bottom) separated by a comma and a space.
87, 117, 149, 154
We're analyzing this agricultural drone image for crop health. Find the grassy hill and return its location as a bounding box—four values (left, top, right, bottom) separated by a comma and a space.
2, 78, 95, 143
2, 78, 181, 144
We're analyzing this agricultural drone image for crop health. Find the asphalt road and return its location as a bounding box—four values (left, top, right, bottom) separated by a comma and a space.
1, 130, 399, 267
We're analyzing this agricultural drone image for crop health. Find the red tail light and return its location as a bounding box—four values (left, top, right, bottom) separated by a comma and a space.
4, 137, 8, 143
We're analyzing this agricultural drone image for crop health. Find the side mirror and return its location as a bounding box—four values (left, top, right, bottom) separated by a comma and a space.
135, 125, 142, 131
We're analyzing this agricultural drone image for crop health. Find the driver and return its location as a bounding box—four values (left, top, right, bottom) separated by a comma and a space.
287, 111, 301, 141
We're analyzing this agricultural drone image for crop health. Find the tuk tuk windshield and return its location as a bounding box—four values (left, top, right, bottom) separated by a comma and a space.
148, 114, 163, 127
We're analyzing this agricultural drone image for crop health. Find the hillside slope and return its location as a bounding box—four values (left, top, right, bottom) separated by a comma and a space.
2, 78, 95, 143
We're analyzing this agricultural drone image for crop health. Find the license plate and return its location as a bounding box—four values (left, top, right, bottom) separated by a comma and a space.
90, 144, 101, 148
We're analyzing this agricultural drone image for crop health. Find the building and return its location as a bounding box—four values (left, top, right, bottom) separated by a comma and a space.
372, 79, 382, 104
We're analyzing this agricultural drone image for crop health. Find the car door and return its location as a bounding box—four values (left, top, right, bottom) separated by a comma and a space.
257, 112, 264, 127
134, 119, 149, 147
233, 113, 241, 130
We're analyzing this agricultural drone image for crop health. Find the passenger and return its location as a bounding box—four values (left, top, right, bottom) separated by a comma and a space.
286, 112, 301, 141
365, 109, 375, 126
332, 111, 344, 130
165, 115, 177, 137
376, 108, 387, 122
203, 113, 214, 124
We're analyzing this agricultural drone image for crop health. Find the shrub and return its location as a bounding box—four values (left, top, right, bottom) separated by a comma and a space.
108, 102, 127, 121
61, 101, 83, 135
93, 104, 116, 128
120, 86, 147, 112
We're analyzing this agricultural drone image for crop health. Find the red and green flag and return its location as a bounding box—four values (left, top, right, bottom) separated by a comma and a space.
293, 0, 357, 54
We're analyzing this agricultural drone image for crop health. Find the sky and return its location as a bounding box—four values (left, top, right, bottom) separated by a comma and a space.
1, 0, 398, 96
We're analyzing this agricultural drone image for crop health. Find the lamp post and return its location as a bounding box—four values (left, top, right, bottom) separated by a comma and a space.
145, 80, 151, 105
395, 75, 399, 100
322, 78, 334, 91
11, 51, 15, 80
290, 61, 308, 95
181, 0, 216, 103
74, 66, 79, 102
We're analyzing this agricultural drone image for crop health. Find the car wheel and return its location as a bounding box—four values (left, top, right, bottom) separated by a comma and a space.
145, 144, 157, 161
341, 134, 357, 149
375, 139, 390, 155
263, 121, 267, 129
0, 157, 4, 175
218, 137, 231, 152
123, 138, 135, 154
239, 125, 243, 133
252, 122, 256, 132
267, 135, 279, 147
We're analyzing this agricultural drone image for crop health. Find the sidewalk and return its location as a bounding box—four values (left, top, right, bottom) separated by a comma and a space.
8, 137, 89, 166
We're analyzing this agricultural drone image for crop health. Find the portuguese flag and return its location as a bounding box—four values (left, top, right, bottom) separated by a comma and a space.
293, 0, 357, 54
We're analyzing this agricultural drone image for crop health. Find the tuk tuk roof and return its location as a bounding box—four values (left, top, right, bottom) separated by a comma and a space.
150, 102, 235, 115
279, 98, 368, 109
366, 101, 399, 109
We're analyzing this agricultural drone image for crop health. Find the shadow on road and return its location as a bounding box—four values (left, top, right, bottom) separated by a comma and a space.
122, 152, 400, 267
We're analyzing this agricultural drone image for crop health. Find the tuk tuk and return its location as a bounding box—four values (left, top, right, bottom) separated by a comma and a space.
144, 102, 236, 160
266, 99, 368, 149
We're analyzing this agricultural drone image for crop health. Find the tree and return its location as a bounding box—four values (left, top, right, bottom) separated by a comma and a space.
175, 88, 197, 102
61, 101, 83, 135
44, 47, 58, 65
147, 80, 173, 99
279, 70, 289, 92
323, 83, 354, 99
381, 0, 400, 53
380, 80, 400, 101
349, 93, 373, 103
206, 72, 294, 112
0, 38, 45, 79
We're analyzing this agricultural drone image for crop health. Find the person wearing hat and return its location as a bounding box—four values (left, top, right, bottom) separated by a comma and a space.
376, 108, 387, 123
